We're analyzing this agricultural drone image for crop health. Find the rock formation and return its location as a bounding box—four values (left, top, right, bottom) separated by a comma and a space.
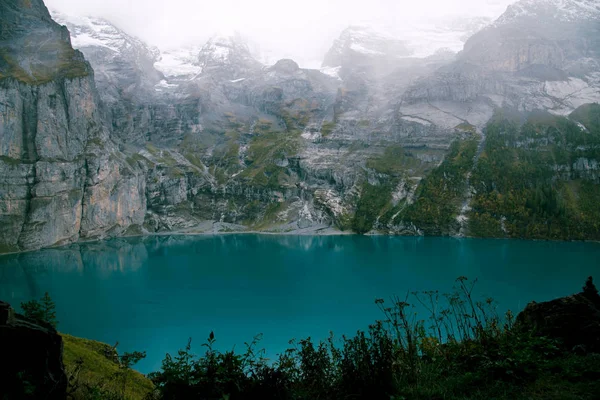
0, 0, 145, 253
0, 301, 67, 399
516, 276, 600, 353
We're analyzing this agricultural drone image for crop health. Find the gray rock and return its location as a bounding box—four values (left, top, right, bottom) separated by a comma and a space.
0, 0, 146, 252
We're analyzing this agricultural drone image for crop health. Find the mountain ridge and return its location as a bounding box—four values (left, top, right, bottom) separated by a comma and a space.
0, 0, 599, 253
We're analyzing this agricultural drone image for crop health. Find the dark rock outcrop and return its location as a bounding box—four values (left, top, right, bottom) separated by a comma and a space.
516, 277, 600, 353
0, 301, 67, 399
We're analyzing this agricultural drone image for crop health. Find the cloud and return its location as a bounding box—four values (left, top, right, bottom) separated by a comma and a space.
45, 0, 517, 68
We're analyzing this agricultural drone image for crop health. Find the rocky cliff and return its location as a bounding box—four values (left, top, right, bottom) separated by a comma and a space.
0, 0, 145, 253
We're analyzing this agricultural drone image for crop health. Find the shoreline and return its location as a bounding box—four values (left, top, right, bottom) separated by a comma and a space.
1, 222, 600, 257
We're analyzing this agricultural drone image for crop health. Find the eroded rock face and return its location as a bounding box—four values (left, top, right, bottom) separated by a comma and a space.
516, 277, 600, 353
0, 301, 67, 400
0, 0, 146, 252
403, 0, 600, 121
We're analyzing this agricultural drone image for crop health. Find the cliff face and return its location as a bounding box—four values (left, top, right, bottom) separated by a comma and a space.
0, 0, 145, 253
402, 0, 600, 119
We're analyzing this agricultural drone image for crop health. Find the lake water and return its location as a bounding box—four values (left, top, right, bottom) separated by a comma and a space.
0, 235, 598, 373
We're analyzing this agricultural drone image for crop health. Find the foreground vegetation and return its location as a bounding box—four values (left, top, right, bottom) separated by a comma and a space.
19, 278, 600, 400
146, 278, 600, 400
18, 294, 153, 400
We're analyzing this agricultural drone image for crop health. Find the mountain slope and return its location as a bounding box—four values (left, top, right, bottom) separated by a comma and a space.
403, 0, 600, 125
0, 0, 599, 254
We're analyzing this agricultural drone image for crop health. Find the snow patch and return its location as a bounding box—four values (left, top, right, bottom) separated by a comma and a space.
320, 66, 342, 79
350, 43, 384, 55
155, 47, 203, 79
155, 79, 178, 89
70, 33, 119, 52
301, 130, 321, 140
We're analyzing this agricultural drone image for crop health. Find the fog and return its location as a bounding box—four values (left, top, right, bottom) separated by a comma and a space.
45, 0, 517, 68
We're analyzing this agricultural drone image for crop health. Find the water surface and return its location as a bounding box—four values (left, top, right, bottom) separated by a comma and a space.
0, 235, 598, 373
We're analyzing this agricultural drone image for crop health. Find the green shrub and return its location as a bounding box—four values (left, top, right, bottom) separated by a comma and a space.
21, 292, 57, 328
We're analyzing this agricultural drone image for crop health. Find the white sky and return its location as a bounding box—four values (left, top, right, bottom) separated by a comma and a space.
45, 0, 517, 68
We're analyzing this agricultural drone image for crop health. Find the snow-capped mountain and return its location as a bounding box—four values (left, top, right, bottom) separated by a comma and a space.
402, 0, 600, 129
196, 34, 263, 79
495, 0, 600, 24
52, 11, 159, 58
460, 0, 600, 75
322, 26, 412, 69
153, 33, 263, 83
380, 16, 492, 58
52, 10, 163, 100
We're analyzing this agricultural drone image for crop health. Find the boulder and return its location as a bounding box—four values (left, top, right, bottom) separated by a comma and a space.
0, 301, 67, 399
516, 277, 600, 353
271, 59, 300, 74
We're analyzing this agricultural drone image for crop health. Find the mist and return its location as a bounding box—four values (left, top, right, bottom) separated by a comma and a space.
45, 0, 517, 67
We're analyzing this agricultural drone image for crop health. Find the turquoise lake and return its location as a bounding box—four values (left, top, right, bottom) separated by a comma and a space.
0, 235, 599, 373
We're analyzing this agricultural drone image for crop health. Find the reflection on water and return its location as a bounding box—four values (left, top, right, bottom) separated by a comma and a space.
0, 234, 598, 373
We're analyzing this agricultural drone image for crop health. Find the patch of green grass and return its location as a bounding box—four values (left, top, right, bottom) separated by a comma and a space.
62, 334, 153, 400
352, 182, 394, 234
0, 42, 88, 85
0, 155, 22, 166
251, 201, 286, 229
357, 119, 370, 128
455, 122, 477, 134
241, 128, 301, 189
321, 121, 336, 137
570, 103, 600, 133
126, 153, 152, 169
255, 119, 274, 133
144, 143, 160, 157
182, 152, 205, 170
366, 145, 423, 176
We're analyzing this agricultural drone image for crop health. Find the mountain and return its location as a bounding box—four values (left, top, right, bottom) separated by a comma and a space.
50, 11, 168, 143
323, 26, 412, 72
402, 0, 600, 126
51, 10, 163, 96
196, 34, 263, 80
0, 0, 145, 253
0, 0, 599, 253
